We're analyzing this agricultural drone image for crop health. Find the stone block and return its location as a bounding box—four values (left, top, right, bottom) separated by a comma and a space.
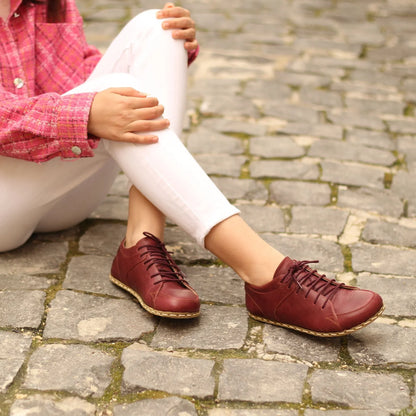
236, 203, 285, 233
79, 223, 126, 256
270, 180, 331, 206
276, 123, 343, 140
200, 95, 259, 118
337, 188, 403, 218
151, 304, 248, 350
310, 370, 409, 411
0, 274, 54, 290
263, 234, 344, 272
187, 127, 244, 155
251, 160, 319, 181
262, 103, 319, 123
351, 243, 414, 276
200, 118, 267, 137
362, 219, 416, 248
183, 265, 245, 305
0, 290, 45, 328
0, 331, 32, 393
289, 206, 349, 236
113, 397, 197, 416
249, 135, 305, 158
356, 275, 416, 317
348, 323, 416, 365
43, 291, 156, 342
211, 177, 268, 201
218, 359, 308, 402
209, 410, 297, 416
263, 326, 340, 362
321, 160, 386, 189
194, 154, 247, 177
89, 195, 128, 221
346, 129, 394, 151
308, 139, 395, 166
121, 345, 215, 398
304, 410, 390, 416
0, 241, 67, 275
24, 344, 114, 398
64, 255, 127, 298
10, 395, 96, 416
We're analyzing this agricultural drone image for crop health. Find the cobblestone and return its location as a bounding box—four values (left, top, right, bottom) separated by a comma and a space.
1, 0, 415, 414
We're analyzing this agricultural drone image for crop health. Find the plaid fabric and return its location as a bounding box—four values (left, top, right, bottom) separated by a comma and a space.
0, 0, 102, 162
0, 0, 199, 163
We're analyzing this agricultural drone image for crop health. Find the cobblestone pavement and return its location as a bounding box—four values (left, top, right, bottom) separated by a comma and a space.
1, 0, 416, 415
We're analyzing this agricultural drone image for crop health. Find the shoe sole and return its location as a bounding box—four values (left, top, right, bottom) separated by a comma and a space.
248, 305, 385, 338
109, 275, 200, 319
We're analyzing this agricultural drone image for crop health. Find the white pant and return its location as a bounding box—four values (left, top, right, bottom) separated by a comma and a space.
0, 10, 238, 252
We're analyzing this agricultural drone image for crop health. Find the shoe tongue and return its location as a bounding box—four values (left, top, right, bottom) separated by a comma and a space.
273, 257, 295, 279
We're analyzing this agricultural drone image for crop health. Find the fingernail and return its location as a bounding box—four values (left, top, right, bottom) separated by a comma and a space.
156, 11, 163, 18
162, 22, 168, 29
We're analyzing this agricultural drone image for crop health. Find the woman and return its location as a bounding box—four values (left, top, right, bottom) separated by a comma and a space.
0, 0, 384, 337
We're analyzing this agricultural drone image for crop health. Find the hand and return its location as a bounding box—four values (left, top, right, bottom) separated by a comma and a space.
87, 88, 169, 144
156, 2, 198, 52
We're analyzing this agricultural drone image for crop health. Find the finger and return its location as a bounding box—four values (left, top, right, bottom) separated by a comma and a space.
126, 96, 159, 109
157, 6, 190, 19
172, 28, 196, 41
162, 16, 194, 30
107, 87, 148, 98
133, 105, 166, 121
185, 39, 199, 51
121, 132, 159, 144
163, 2, 175, 9
129, 118, 170, 133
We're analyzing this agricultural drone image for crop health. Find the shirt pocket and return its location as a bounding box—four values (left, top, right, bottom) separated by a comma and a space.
35, 22, 88, 94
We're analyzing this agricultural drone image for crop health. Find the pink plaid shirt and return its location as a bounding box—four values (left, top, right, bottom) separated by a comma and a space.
0, 0, 199, 163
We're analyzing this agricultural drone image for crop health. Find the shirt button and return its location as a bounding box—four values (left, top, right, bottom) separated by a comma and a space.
71, 146, 82, 156
13, 12, 20, 18
13, 78, 24, 89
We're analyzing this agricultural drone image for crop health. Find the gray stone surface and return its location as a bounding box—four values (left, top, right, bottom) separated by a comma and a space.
64, 254, 127, 297
320, 160, 386, 189
263, 234, 344, 272
43, 290, 155, 342
1, 0, 416, 414
236, 203, 285, 233
79, 222, 126, 256
218, 359, 308, 402
9, 395, 96, 416
183, 265, 245, 304
0, 241, 67, 275
289, 206, 349, 236
270, 180, 331, 206
24, 344, 114, 398
362, 219, 416, 248
337, 188, 404, 217
0, 290, 45, 328
113, 397, 197, 416
0, 331, 32, 393
251, 159, 319, 180
209, 410, 297, 416
151, 304, 248, 350
356, 275, 416, 317
348, 323, 416, 365
310, 370, 410, 411
249, 135, 305, 158
351, 243, 415, 276
263, 326, 340, 363
121, 345, 215, 398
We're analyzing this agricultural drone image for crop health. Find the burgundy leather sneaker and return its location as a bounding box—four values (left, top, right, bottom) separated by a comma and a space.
110, 232, 200, 319
245, 257, 384, 337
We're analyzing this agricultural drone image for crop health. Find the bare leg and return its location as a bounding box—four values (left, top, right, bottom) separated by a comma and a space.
205, 215, 285, 286
125, 185, 165, 248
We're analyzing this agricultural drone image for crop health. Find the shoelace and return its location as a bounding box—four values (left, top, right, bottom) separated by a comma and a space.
138, 232, 188, 286
282, 260, 345, 309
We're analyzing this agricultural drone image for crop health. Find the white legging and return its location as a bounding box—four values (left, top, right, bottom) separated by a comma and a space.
0, 10, 239, 252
